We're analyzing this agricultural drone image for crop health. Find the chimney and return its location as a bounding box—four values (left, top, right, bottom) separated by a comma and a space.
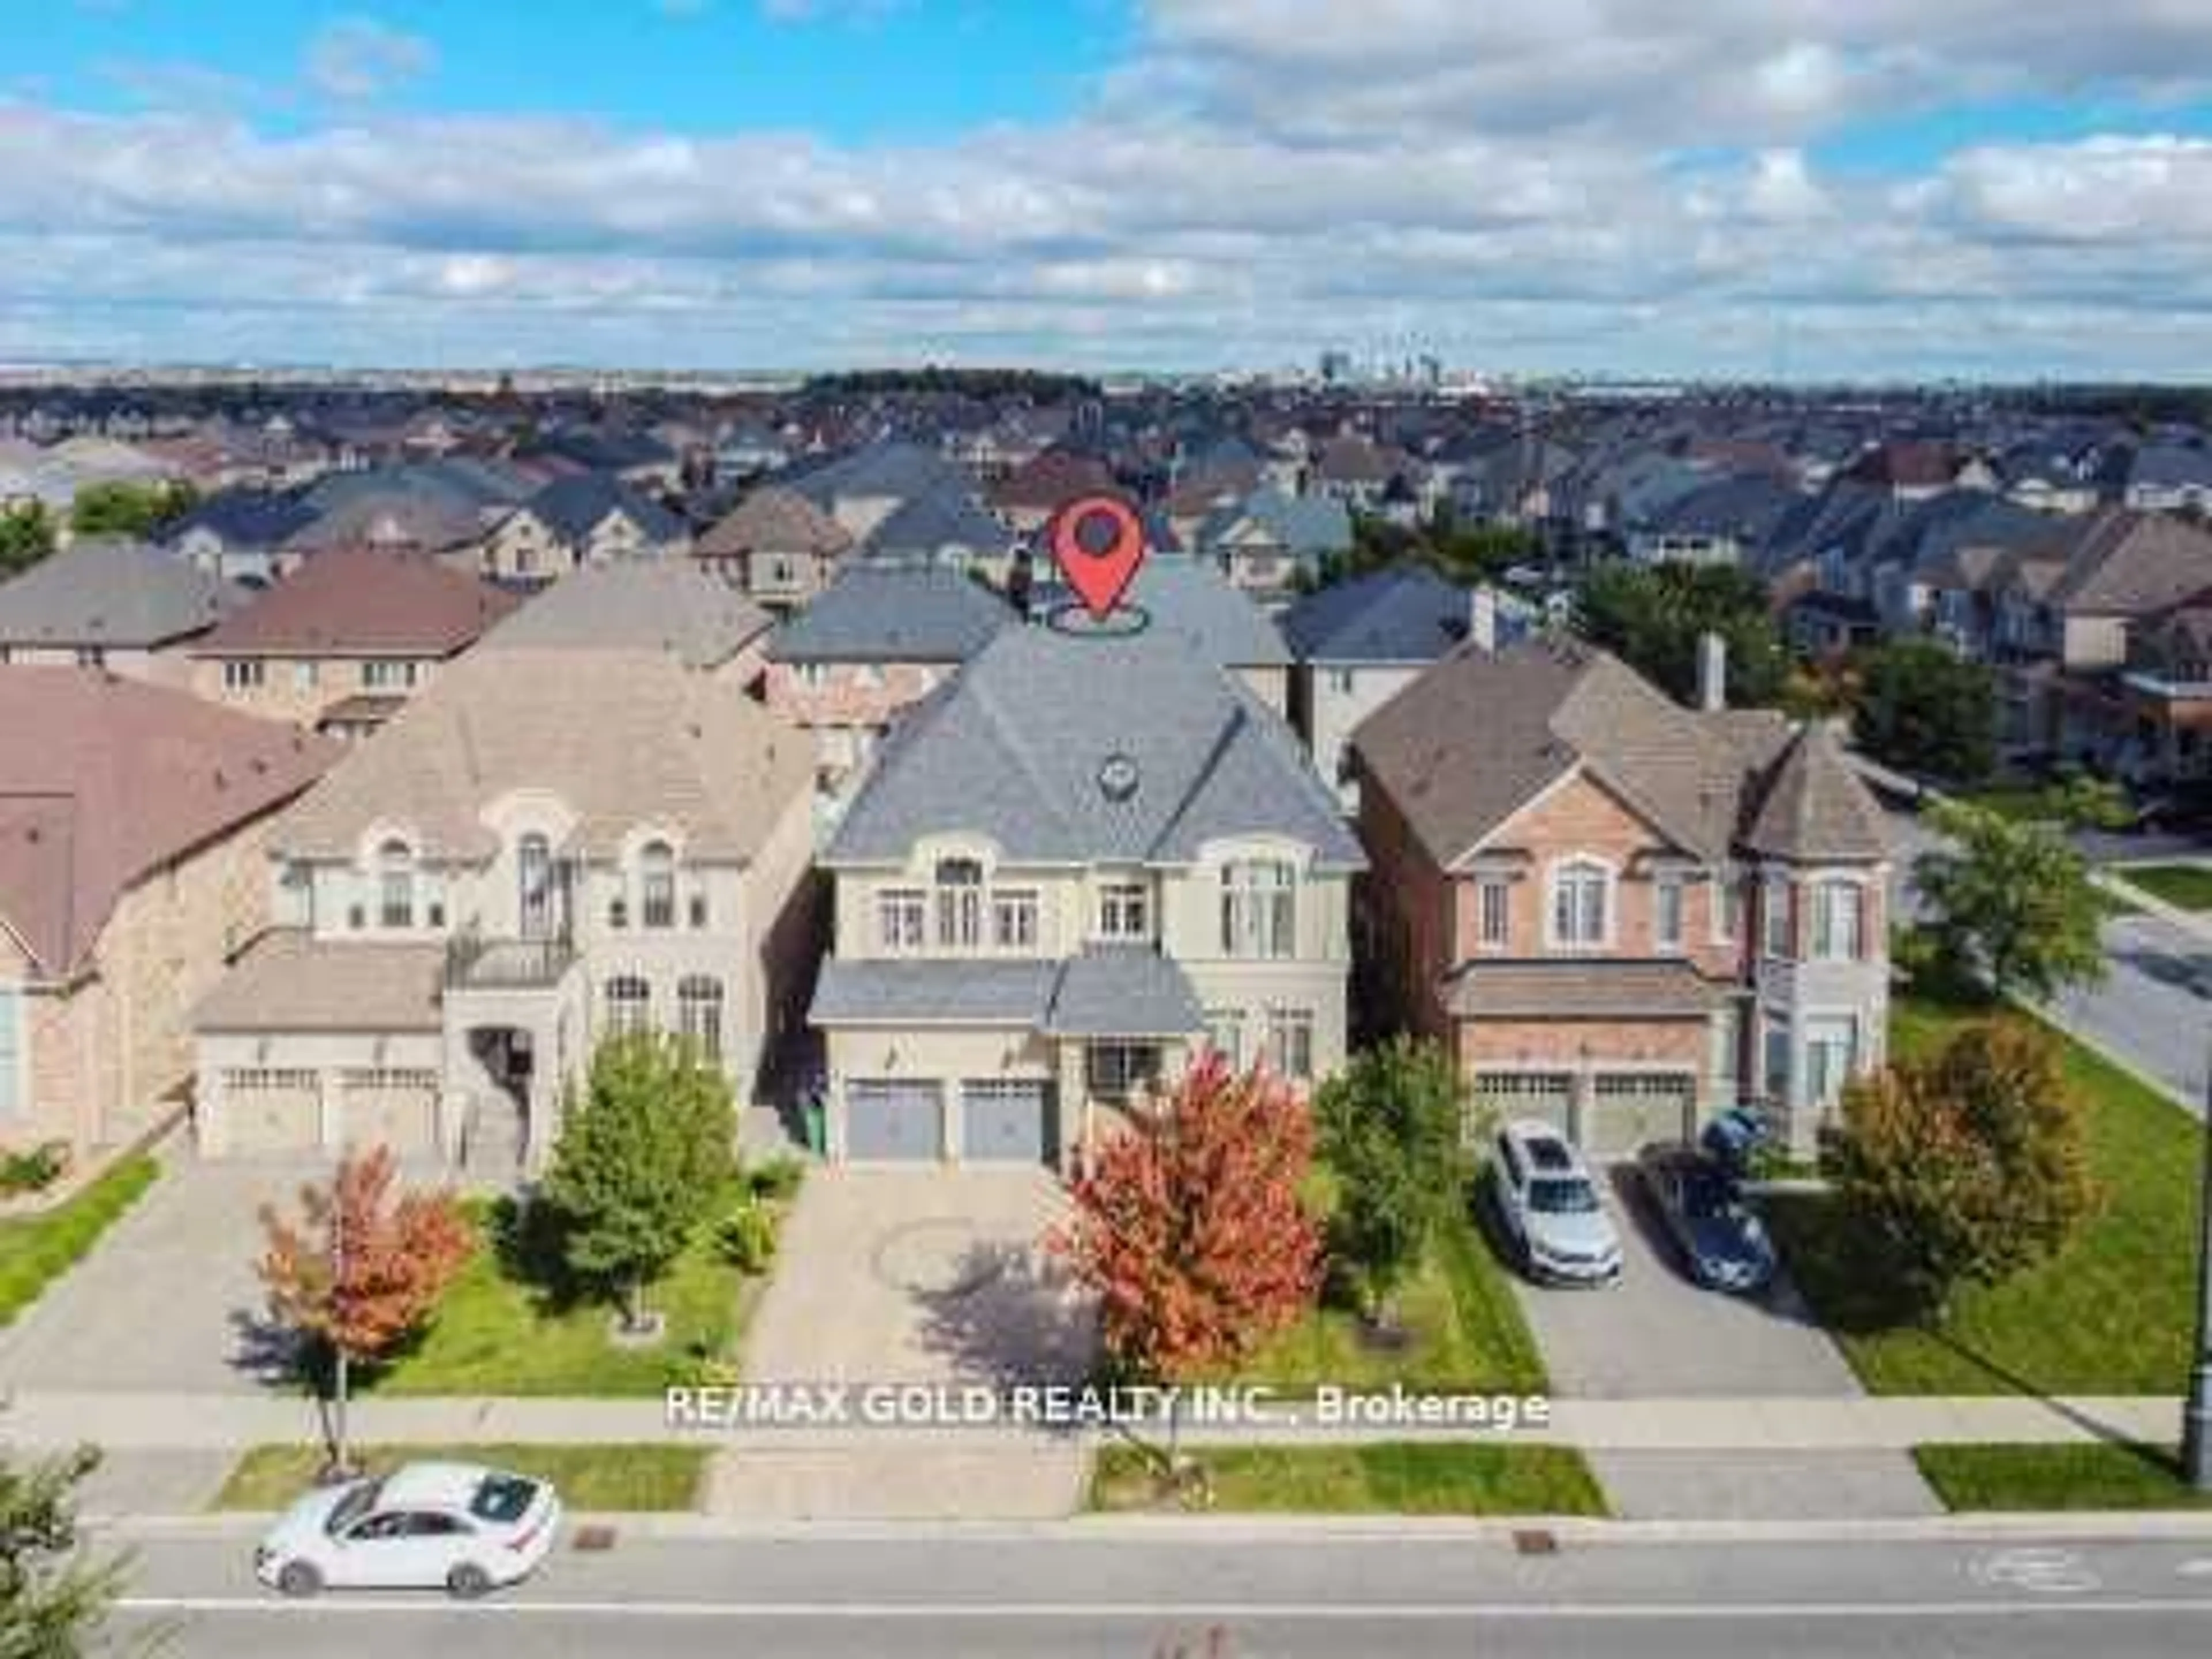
1468, 585, 1498, 654
1696, 630, 1727, 713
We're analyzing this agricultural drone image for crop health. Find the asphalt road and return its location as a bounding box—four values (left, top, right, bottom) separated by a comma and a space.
98, 1524, 2212, 1657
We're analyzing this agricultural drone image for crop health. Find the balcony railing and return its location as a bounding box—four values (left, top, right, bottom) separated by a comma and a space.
445, 927, 577, 991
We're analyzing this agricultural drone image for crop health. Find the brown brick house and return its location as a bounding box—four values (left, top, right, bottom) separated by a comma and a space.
0, 669, 338, 1163
1350, 637, 1891, 1158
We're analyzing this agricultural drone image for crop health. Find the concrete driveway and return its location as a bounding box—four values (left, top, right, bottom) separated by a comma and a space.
742, 1166, 1094, 1388
0, 1157, 331, 1394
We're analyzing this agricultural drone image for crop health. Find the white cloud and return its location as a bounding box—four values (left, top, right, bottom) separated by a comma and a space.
302, 16, 435, 104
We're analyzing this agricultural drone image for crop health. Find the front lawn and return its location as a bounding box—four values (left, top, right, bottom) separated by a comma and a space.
0, 1154, 160, 1328
1767, 989, 2203, 1396
1913, 1443, 2212, 1512
2111, 863, 2212, 912
1089, 1441, 1606, 1516
213, 1442, 707, 1512
366, 1191, 760, 1397
1230, 1194, 1548, 1395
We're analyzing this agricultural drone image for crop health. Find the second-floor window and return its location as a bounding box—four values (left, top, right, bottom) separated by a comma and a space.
518, 834, 554, 938
1763, 877, 1794, 959
878, 888, 926, 952
639, 840, 676, 930
1097, 881, 1149, 942
935, 858, 983, 949
1654, 873, 1685, 952
1221, 859, 1296, 959
1476, 877, 1510, 949
377, 839, 415, 929
992, 888, 1039, 950
362, 660, 419, 691
1548, 858, 1610, 949
223, 659, 264, 690
1810, 879, 1865, 961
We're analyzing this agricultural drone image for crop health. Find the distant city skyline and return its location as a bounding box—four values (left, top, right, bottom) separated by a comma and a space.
5, 2, 2211, 379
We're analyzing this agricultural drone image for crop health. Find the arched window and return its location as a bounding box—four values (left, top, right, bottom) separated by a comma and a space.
1548, 857, 1611, 949
1221, 859, 1296, 958
377, 839, 415, 930
639, 840, 676, 930
604, 975, 652, 1039
934, 857, 983, 949
517, 833, 554, 938
677, 975, 724, 1062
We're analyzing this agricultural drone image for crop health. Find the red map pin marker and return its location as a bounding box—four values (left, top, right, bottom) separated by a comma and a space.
1048, 495, 1147, 622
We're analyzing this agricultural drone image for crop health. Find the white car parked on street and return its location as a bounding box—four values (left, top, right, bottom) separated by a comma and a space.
1490, 1119, 1624, 1286
256, 1461, 562, 1599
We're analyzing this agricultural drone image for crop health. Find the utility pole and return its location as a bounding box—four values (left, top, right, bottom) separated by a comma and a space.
2185, 1051, 2212, 1488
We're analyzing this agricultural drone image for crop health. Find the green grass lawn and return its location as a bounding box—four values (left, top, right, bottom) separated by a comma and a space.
1228, 1194, 1547, 1395
366, 1194, 757, 1397
0, 1154, 160, 1328
1767, 989, 2204, 1396
213, 1442, 707, 1512
1913, 1443, 2212, 1511
1950, 785, 2061, 824
2111, 864, 2212, 912
1089, 1441, 1605, 1516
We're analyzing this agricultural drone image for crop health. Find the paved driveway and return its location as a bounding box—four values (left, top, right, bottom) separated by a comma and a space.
743, 1166, 1095, 1388
0, 1157, 331, 1394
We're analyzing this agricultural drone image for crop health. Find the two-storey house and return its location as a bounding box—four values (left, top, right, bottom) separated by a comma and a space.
809, 621, 1363, 1171
692, 484, 854, 613
1352, 636, 1891, 1160
0, 537, 241, 683
475, 472, 690, 587
190, 645, 815, 1176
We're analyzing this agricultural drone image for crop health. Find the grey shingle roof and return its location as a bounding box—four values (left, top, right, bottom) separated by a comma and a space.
860, 486, 1013, 564
827, 622, 1362, 870
1279, 567, 1472, 662
0, 538, 243, 648
809, 959, 1056, 1027
520, 471, 685, 545
1044, 945, 1203, 1037
1035, 557, 1289, 669
766, 565, 1013, 664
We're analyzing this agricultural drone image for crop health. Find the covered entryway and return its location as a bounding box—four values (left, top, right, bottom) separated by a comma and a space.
960, 1079, 1053, 1165
218, 1069, 324, 1156
1582, 1071, 1696, 1161
846, 1079, 945, 1161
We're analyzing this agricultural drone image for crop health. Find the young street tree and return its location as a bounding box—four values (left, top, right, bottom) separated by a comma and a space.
1054, 1054, 1323, 1472
1312, 1037, 1464, 1324
542, 1032, 737, 1333
0, 1447, 127, 1657
258, 1146, 472, 1475
0, 503, 56, 577
1850, 638, 1996, 784
1832, 1021, 2097, 1316
1914, 800, 2108, 1002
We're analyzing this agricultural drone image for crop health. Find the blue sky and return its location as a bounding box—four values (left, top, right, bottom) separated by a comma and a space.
3, 1, 2211, 377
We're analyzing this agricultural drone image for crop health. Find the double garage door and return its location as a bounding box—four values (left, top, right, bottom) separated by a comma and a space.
1468, 1071, 1696, 1163
218, 1069, 440, 1158
844, 1078, 1054, 1165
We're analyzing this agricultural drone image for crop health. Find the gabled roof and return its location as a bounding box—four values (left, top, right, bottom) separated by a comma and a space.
767, 565, 1013, 664
784, 440, 973, 509
1031, 556, 1288, 669
166, 489, 318, 549
1198, 487, 1351, 559
988, 449, 1118, 512
0, 669, 339, 976
190, 547, 519, 658
695, 484, 853, 560
1350, 637, 1794, 868
272, 645, 810, 864
826, 622, 1363, 870
0, 538, 243, 649
1740, 722, 1890, 862
2052, 510, 2212, 617
515, 471, 684, 545
859, 486, 1013, 563
1279, 567, 1472, 663
480, 563, 771, 671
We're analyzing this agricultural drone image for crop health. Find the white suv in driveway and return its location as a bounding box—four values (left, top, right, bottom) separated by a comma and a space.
1490, 1119, 1623, 1286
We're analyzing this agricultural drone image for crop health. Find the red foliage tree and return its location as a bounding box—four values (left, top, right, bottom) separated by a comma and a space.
1054, 1053, 1323, 1465
258, 1145, 474, 1471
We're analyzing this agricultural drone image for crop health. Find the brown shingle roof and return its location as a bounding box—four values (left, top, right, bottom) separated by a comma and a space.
0, 669, 340, 977
1441, 959, 1724, 1019
2054, 510, 2212, 617
1741, 722, 1891, 863
192, 931, 442, 1032
191, 548, 519, 659
273, 644, 811, 864
988, 449, 1118, 511
694, 484, 853, 561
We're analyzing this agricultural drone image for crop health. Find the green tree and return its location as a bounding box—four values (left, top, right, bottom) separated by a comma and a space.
0, 1446, 128, 1656
68, 479, 197, 540
543, 1032, 737, 1331
1575, 560, 1788, 707
1915, 801, 2109, 1002
0, 503, 56, 576
1832, 1021, 2097, 1315
1313, 1039, 1465, 1323
1850, 639, 1996, 783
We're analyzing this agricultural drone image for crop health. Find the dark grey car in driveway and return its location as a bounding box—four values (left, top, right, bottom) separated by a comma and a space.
1633, 1144, 1778, 1294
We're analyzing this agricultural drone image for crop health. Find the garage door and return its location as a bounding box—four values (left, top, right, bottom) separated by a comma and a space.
960, 1080, 1052, 1165
1466, 1072, 1573, 1150
1583, 1073, 1696, 1162
845, 1079, 945, 1161
339, 1070, 441, 1156
218, 1069, 322, 1156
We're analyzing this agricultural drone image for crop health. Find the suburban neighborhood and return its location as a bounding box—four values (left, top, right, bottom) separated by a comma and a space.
3, 2, 2212, 1653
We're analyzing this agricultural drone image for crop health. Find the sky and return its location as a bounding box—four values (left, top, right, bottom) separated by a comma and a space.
3, 0, 2212, 379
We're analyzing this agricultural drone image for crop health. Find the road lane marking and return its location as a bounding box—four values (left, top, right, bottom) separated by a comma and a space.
1969, 1548, 2103, 1594
112, 1596, 2212, 1621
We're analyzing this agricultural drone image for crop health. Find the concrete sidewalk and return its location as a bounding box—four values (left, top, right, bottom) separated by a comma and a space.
0, 1388, 2184, 1453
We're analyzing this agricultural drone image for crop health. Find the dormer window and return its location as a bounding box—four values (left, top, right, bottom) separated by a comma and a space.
639, 840, 676, 930
1547, 857, 1611, 950
377, 839, 415, 930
